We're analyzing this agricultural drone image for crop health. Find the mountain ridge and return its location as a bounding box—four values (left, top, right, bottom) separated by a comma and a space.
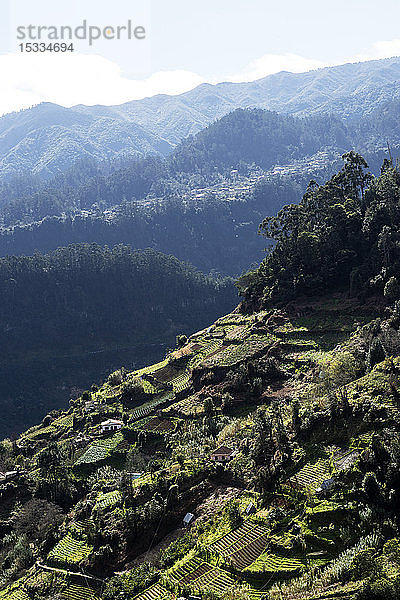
2, 56, 400, 178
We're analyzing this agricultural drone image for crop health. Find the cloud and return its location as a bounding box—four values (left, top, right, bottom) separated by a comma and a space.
228, 40, 400, 84
0, 52, 205, 115
228, 53, 327, 83
1, 39, 400, 116
351, 39, 400, 62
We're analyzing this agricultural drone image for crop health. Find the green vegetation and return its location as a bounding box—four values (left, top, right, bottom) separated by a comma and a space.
75, 433, 124, 467
244, 553, 304, 574
48, 532, 93, 565
5, 157, 400, 600
240, 152, 400, 307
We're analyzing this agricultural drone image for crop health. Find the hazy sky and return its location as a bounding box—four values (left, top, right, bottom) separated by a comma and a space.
0, 0, 400, 115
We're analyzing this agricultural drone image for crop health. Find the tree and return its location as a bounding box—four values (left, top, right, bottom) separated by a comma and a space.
11, 499, 63, 549
224, 500, 242, 528
363, 472, 382, 505
384, 276, 400, 302
384, 538, 400, 562
176, 334, 188, 348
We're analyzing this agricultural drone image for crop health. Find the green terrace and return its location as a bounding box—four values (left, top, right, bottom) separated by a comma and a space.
48, 531, 93, 567
94, 489, 122, 510
74, 432, 124, 468
130, 416, 178, 434
0, 571, 101, 600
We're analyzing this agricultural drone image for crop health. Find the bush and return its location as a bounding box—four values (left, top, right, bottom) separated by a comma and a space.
108, 369, 124, 386
121, 378, 147, 406
357, 575, 400, 600
350, 548, 380, 580
362, 472, 382, 505
102, 563, 158, 599
383, 538, 400, 561
384, 277, 400, 302
160, 532, 195, 568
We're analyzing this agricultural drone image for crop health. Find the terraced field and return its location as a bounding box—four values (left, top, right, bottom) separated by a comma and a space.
129, 394, 174, 422
244, 552, 304, 574
204, 334, 274, 368
140, 417, 176, 433
0, 586, 29, 600
48, 532, 93, 565
332, 448, 360, 471
61, 584, 100, 600
225, 325, 251, 341
170, 557, 236, 593
210, 520, 269, 569
94, 490, 121, 510
170, 371, 191, 393
74, 432, 123, 466
74, 518, 94, 533
53, 414, 74, 428
290, 458, 331, 491
230, 535, 270, 570
187, 339, 224, 369
190, 565, 236, 593
24, 425, 56, 440
133, 358, 169, 379
150, 362, 181, 383
162, 394, 203, 416
114, 326, 263, 407
215, 314, 251, 326
170, 557, 212, 583
133, 583, 171, 600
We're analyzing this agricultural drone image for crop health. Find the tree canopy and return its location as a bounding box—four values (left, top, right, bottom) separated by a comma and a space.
240, 152, 400, 305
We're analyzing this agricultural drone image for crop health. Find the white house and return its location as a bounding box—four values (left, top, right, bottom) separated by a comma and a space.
100, 419, 123, 434
210, 446, 236, 463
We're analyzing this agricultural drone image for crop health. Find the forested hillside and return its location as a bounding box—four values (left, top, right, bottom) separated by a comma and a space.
0, 244, 236, 437
0, 176, 308, 275
3, 156, 400, 599
0, 109, 349, 226
170, 111, 349, 173
0, 106, 396, 226
1, 105, 399, 275
240, 152, 400, 306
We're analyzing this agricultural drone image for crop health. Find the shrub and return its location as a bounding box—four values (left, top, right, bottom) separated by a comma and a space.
383, 538, 400, 561
102, 564, 157, 599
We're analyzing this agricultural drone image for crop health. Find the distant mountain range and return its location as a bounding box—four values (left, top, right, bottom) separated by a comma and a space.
2, 56, 400, 178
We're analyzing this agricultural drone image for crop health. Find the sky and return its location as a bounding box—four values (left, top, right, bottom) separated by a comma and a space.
0, 0, 400, 115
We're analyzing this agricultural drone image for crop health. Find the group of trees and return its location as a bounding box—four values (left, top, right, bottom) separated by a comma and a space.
240, 152, 400, 305
0, 243, 236, 357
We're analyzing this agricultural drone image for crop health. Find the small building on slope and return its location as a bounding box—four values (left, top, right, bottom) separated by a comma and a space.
100, 419, 123, 434
210, 446, 236, 463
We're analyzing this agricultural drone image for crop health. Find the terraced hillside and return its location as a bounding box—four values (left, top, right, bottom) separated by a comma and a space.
209, 520, 269, 569
2, 287, 400, 600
